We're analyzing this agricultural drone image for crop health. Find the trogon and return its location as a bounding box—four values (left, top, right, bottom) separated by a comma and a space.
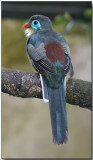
23, 15, 74, 144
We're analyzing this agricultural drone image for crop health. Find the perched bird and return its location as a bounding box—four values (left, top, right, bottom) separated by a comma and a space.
23, 15, 74, 144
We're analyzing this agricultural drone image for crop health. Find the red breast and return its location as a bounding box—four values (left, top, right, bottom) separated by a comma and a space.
45, 42, 64, 63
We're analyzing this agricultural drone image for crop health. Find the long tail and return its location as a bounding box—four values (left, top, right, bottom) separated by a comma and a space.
48, 81, 68, 144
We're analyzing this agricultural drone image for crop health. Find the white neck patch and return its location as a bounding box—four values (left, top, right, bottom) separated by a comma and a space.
24, 29, 32, 38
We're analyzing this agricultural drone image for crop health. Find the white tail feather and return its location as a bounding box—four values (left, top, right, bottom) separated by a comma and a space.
64, 77, 66, 96
40, 74, 49, 103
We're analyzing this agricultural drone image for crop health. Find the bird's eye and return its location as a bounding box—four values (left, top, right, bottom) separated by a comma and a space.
34, 21, 38, 25
31, 20, 41, 29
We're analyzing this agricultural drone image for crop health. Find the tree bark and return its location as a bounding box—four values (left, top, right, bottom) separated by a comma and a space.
1, 68, 92, 110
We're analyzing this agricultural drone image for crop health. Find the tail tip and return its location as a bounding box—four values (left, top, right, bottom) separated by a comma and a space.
53, 134, 68, 145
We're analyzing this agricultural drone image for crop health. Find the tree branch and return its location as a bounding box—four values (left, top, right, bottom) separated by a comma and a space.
2, 68, 92, 110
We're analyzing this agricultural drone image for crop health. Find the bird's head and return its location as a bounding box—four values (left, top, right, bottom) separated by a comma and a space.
23, 15, 53, 38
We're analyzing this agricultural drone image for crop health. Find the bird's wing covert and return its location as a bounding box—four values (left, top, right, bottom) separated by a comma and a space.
27, 43, 57, 75
61, 42, 74, 77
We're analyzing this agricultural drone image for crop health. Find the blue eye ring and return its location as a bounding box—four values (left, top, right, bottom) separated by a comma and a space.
31, 20, 41, 29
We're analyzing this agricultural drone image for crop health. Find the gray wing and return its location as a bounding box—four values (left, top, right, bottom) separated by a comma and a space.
27, 43, 57, 75
64, 54, 74, 77
61, 42, 74, 77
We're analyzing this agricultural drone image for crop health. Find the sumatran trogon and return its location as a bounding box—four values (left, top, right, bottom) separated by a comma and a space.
23, 15, 74, 144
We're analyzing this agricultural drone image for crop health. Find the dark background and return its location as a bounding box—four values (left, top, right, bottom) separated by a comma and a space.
2, 1, 92, 20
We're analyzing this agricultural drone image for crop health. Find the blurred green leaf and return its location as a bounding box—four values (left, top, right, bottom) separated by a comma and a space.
52, 11, 91, 41
84, 8, 92, 19
52, 12, 71, 26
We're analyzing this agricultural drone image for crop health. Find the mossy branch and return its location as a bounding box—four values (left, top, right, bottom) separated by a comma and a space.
1, 68, 92, 110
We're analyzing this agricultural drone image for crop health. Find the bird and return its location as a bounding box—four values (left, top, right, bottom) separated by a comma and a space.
23, 15, 74, 144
